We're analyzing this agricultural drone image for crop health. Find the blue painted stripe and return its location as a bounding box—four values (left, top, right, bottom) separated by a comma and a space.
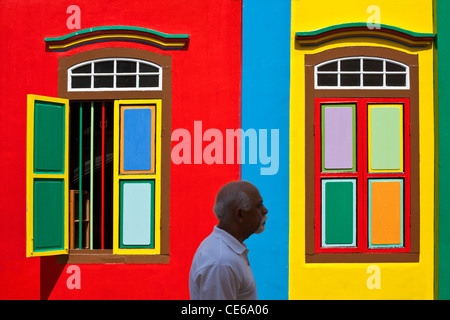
123, 108, 153, 172
242, 0, 290, 300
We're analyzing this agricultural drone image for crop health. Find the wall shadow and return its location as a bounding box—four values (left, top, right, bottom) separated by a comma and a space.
40, 256, 66, 300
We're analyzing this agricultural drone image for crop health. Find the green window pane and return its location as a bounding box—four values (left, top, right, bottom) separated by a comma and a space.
322, 179, 356, 246
34, 101, 65, 173
33, 179, 65, 252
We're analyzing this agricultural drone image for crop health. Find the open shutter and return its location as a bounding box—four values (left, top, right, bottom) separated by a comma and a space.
113, 99, 161, 255
26, 95, 69, 257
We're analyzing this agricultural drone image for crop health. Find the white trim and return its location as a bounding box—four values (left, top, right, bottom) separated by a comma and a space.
68, 58, 162, 92
315, 57, 409, 90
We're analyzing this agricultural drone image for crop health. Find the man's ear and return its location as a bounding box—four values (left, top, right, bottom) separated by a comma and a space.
234, 207, 244, 223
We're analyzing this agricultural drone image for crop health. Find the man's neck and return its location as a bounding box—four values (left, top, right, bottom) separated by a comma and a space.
216, 223, 247, 243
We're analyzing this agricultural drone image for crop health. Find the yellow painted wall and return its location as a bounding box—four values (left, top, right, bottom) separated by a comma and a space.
289, 0, 435, 299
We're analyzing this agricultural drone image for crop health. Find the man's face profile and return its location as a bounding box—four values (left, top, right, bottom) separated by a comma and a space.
241, 186, 268, 235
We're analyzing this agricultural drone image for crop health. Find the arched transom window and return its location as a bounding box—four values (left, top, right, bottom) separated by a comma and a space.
68, 58, 162, 91
315, 57, 409, 89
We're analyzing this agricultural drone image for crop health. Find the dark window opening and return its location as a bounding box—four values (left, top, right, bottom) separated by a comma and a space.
318, 74, 338, 86
341, 59, 360, 71
69, 101, 114, 250
341, 74, 360, 86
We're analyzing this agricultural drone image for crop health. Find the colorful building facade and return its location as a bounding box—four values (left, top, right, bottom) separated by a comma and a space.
0, 0, 449, 300
290, 0, 436, 299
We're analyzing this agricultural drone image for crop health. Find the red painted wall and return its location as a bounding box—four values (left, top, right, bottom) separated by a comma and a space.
0, 0, 241, 299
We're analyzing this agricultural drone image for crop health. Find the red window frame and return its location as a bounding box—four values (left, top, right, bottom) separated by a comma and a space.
314, 97, 411, 254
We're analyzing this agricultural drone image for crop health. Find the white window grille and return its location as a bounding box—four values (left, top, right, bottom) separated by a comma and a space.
315, 57, 409, 89
68, 58, 162, 91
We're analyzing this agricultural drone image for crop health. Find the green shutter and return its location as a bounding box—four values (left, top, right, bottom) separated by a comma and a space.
26, 95, 69, 257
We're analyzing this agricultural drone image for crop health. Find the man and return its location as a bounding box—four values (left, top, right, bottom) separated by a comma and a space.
189, 180, 268, 300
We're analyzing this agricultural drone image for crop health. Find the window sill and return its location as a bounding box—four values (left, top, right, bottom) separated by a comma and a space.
56, 249, 170, 264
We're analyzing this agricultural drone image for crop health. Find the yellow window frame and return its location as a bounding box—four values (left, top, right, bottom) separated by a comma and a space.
113, 99, 162, 255
26, 94, 69, 257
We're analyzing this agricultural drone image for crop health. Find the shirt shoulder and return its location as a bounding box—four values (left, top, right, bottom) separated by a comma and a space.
189, 227, 257, 300
192, 231, 242, 271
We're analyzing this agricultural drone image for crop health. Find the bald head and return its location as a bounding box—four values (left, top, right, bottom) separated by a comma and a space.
213, 181, 257, 221
213, 180, 268, 242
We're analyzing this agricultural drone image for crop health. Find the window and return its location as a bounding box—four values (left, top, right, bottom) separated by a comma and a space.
68, 101, 159, 252
305, 47, 419, 263
69, 58, 162, 91
27, 48, 171, 263
316, 57, 409, 89
316, 98, 410, 252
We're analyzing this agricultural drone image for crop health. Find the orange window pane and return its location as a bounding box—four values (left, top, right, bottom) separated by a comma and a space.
369, 180, 403, 246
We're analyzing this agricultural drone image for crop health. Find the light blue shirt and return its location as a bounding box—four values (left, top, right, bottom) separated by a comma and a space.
189, 226, 257, 300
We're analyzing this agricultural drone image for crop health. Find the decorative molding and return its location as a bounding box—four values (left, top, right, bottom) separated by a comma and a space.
45, 26, 190, 52
296, 23, 435, 48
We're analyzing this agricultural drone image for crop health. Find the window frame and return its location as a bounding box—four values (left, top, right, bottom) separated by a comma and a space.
56, 48, 171, 264
314, 97, 411, 255
304, 46, 420, 263
113, 99, 162, 256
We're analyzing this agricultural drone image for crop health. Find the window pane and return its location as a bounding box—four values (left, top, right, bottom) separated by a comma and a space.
139, 75, 159, 88
122, 107, 154, 172
321, 179, 356, 247
322, 105, 355, 171
386, 74, 406, 87
71, 76, 91, 88
33, 179, 65, 251
140, 63, 159, 73
363, 59, 383, 71
120, 181, 154, 248
117, 75, 137, 88
72, 64, 91, 74
369, 104, 403, 171
94, 61, 114, 73
341, 74, 360, 86
341, 59, 360, 71
318, 61, 338, 72
34, 101, 65, 172
369, 179, 404, 247
363, 74, 383, 86
117, 61, 137, 73
94, 76, 114, 88
386, 61, 406, 72
317, 74, 337, 86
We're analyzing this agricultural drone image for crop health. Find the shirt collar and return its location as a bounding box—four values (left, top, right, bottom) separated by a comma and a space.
212, 225, 247, 255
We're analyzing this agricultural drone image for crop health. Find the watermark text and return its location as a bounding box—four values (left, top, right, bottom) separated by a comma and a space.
171, 121, 279, 175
